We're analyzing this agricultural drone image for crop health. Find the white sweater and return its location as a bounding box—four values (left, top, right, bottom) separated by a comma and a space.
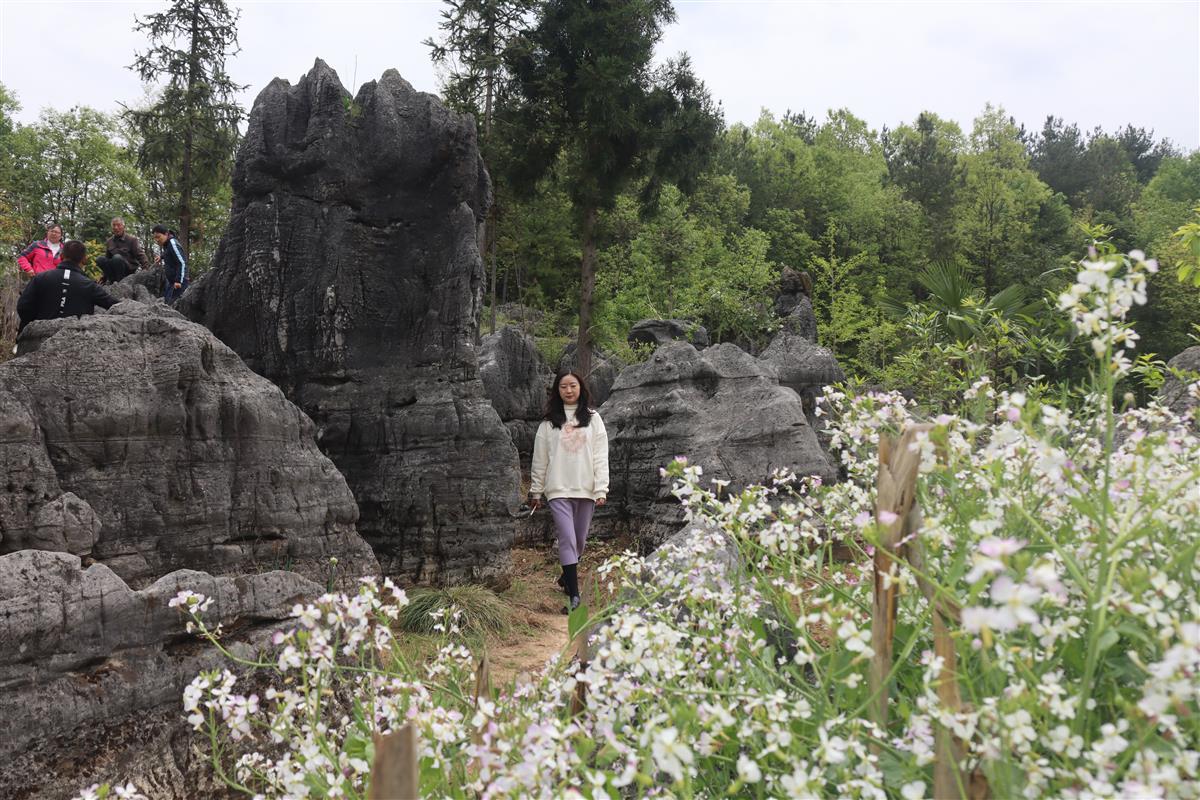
530, 405, 610, 501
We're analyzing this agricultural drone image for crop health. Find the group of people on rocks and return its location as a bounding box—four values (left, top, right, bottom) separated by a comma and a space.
14, 217, 189, 332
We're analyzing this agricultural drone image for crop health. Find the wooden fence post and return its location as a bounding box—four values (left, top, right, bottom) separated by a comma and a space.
870, 425, 931, 732
370, 723, 419, 800
872, 424, 989, 800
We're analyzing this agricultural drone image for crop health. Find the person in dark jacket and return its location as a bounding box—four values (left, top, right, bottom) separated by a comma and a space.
97, 217, 149, 284
16, 240, 118, 332
152, 224, 187, 303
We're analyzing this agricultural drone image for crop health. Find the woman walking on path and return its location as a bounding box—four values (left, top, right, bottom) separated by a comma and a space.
16, 224, 64, 276
529, 371, 609, 613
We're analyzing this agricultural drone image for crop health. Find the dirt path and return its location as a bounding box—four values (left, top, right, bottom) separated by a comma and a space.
485, 537, 627, 687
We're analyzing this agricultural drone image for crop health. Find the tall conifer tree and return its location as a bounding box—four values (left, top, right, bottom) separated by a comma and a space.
127, 0, 244, 260
504, 0, 721, 376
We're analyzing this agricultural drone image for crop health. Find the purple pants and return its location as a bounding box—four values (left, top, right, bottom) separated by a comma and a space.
548, 497, 595, 565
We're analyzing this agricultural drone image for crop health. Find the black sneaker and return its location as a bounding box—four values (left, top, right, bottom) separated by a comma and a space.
561, 595, 581, 615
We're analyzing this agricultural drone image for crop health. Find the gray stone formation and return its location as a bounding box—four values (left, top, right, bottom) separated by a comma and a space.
759, 329, 845, 425
478, 325, 552, 459
773, 266, 813, 318
178, 60, 521, 583
598, 342, 838, 547
628, 318, 710, 349
1, 302, 377, 587
1157, 345, 1200, 427
0, 548, 316, 799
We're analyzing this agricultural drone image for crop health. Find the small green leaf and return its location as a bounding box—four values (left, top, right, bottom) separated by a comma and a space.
568, 602, 589, 638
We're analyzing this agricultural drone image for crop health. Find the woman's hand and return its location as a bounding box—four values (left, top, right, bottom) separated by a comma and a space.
595, 497, 606, 507
528, 496, 541, 511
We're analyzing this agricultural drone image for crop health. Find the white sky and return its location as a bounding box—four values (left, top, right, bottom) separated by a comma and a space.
1, 0, 1198, 149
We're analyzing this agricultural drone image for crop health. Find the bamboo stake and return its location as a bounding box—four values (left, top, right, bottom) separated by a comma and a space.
370, 723, 419, 800
870, 425, 931, 732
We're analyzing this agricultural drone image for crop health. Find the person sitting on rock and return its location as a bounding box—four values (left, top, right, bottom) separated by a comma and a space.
152, 224, 187, 303
97, 216, 149, 285
529, 370, 609, 614
16, 224, 64, 277
16, 240, 118, 332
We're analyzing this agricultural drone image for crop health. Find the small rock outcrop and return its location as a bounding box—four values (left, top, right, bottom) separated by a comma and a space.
179, 61, 520, 582
479, 325, 552, 458
759, 330, 845, 424
1, 302, 377, 586
598, 342, 837, 547
628, 319, 709, 349
773, 266, 813, 318
1158, 345, 1200, 427
0, 549, 318, 799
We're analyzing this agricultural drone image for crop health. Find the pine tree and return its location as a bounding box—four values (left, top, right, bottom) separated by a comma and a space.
504, 0, 721, 376
127, 0, 244, 261
426, 0, 533, 335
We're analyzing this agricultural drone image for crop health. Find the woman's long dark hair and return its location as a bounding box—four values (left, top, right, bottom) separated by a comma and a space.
543, 371, 593, 429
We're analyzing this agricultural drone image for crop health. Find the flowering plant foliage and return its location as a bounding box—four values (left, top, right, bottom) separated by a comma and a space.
80, 248, 1199, 798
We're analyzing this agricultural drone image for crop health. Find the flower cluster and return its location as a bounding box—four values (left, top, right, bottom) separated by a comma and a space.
79, 250, 1200, 799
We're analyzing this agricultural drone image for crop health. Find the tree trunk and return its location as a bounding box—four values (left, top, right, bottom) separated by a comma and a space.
488, 206, 498, 335
179, 0, 201, 260
576, 205, 599, 380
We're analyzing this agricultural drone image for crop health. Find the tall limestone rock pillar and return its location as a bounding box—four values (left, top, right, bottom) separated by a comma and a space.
181, 60, 520, 582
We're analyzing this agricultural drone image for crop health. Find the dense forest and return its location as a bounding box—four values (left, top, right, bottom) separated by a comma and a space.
2, 0, 1198, 398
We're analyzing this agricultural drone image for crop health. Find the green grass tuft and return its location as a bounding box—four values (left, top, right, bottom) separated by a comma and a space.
397, 585, 512, 638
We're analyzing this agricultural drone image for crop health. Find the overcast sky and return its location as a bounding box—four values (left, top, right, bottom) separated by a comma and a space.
1, 0, 1197, 149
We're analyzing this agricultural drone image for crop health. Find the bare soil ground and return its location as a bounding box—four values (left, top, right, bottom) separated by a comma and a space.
485, 535, 631, 686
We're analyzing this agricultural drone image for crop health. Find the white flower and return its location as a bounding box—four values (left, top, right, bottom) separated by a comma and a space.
736, 753, 762, 783
901, 781, 927, 800
650, 727, 693, 783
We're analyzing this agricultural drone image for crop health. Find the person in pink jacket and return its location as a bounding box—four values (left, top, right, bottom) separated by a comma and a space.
17, 224, 64, 276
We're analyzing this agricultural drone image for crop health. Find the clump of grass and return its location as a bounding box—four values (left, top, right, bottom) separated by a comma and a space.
397, 585, 512, 637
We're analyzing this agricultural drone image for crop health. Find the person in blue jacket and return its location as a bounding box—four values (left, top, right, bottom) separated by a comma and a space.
152, 224, 188, 303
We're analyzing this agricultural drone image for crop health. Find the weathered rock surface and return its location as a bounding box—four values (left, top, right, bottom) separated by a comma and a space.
558, 344, 625, 408
479, 325, 552, 458
0, 548, 316, 799
178, 60, 520, 582
597, 342, 837, 547
106, 265, 165, 303
1, 301, 377, 586
1158, 345, 1200, 427
759, 330, 845, 423
773, 266, 813, 318
778, 294, 818, 342
628, 319, 709, 349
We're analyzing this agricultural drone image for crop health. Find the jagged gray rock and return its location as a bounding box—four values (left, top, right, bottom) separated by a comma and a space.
778, 295, 818, 342
178, 60, 520, 582
628, 319, 709, 349
479, 325, 552, 458
1158, 345, 1200, 427
1, 301, 377, 586
759, 329, 845, 423
0, 549, 318, 799
597, 342, 837, 547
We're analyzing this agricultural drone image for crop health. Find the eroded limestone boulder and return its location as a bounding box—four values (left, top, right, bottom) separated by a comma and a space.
759, 330, 845, 423
0, 548, 318, 799
599, 342, 837, 547
479, 325, 552, 458
1, 301, 377, 586
178, 60, 520, 582
628, 319, 709, 349
1158, 346, 1200, 427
